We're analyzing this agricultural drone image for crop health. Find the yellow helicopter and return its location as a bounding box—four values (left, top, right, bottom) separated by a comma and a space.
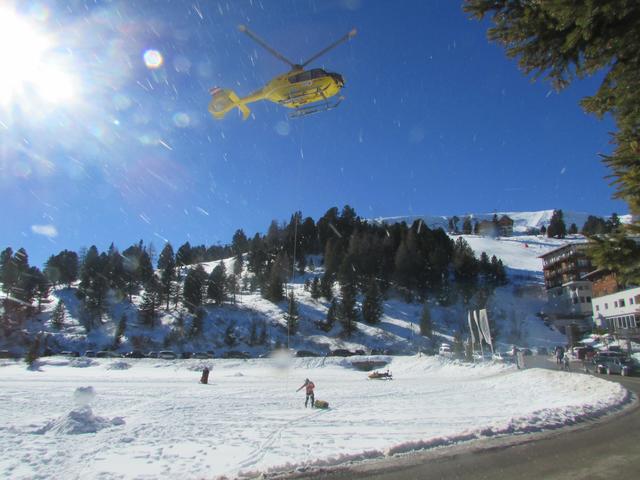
208, 25, 356, 120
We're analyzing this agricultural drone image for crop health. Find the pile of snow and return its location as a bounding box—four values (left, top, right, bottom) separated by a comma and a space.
33, 386, 125, 436
0, 356, 628, 479
35, 405, 125, 435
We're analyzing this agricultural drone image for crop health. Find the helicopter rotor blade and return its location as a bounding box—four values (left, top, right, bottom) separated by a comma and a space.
300, 28, 357, 68
238, 24, 297, 68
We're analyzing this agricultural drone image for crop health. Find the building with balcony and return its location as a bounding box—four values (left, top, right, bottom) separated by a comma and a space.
540, 243, 592, 290
539, 243, 594, 338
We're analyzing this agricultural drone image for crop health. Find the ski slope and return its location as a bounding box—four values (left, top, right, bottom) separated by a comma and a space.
0, 356, 628, 479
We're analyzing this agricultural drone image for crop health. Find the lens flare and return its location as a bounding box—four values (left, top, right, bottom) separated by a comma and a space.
143, 49, 163, 69
173, 112, 190, 128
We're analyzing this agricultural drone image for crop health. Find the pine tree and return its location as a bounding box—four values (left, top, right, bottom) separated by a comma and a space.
176, 242, 193, 268
0, 247, 16, 296
588, 232, 640, 286
320, 275, 333, 301
568, 223, 578, 235
452, 237, 479, 281
190, 308, 206, 338
114, 314, 127, 347
224, 323, 237, 347
139, 277, 161, 328
547, 210, 567, 238
226, 274, 239, 304
540, 225, 547, 236
361, 278, 383, 324
158, 243, 176, 310
263, 266, 284, 302
310, 277, 321, 300
184, 265, 207, 313
339, 279, 358, 337
284, 291, 299, 334
419, 303, 432, 337
25, 335, 41, 367
581, 215, 608, 236
462, 216, 473, 235
324, 299, 338, 332
207, 264, 227, 305
51, 301, 66, 330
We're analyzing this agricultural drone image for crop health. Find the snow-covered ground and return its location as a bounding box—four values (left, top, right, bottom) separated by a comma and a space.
0, 355, 628, 479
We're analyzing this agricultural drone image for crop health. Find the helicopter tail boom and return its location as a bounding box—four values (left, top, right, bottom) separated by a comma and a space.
208, 87, 251, 120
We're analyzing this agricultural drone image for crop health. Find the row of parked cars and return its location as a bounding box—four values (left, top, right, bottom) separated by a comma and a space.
56, 350, 248, 360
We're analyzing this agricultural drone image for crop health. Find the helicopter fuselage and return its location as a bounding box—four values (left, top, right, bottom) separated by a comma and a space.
243, 68, 344, 109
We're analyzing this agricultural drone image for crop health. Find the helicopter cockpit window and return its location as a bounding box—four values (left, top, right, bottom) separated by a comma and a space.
289, 69, 325, 83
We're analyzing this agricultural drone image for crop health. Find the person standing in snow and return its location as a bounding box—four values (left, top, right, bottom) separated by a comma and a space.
554, 346, 564, 366
200, 366, 210, 384
563, 352, 570, 372
297, 378, 315, 408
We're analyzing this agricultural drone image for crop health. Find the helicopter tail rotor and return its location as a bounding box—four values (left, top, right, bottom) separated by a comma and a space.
208, 87, 251, 120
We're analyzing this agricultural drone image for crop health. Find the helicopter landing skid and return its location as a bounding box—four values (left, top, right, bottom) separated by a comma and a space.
289, 96, 344, 119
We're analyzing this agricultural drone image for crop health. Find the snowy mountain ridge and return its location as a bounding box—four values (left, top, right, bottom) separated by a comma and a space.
372, 209, 631, 233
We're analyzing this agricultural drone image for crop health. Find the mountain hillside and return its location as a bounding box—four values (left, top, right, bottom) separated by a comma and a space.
1, 227, 573, 357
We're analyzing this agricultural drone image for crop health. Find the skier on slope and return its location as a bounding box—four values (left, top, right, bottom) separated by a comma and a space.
296, 378, 315, 408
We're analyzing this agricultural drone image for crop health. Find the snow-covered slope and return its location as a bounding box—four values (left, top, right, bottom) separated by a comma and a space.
0, 355, 628, 479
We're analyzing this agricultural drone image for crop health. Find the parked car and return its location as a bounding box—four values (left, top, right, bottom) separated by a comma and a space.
61, 351, 80, 357
329, 349, 353, 357
206, 350, 216, 358
222, 351, 250, 359
158, 351, 177, 360
192, 352, 211, 359
180, 352, 193, 359
595, 356, 637, 376
536, 347, 548, 356
96, 351, 121, 358
522, 348, 533, 356
438, 344, 453, 357
124, 350, 145, 359
84, 350, 96, 357
146, 351, 159, 358
353, 349, 366, 356
0, 350, 12, 359
295, 350, 320, 357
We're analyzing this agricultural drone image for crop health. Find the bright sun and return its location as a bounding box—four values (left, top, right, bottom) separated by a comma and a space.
0, 8, 77, 107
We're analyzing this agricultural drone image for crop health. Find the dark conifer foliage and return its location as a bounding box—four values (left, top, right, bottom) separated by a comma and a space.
51, 301, 65, 330
44, 250, 79, 287
183, 265, 207, 313
462, 217, 473, 235
207, 263, 227, 305
158, 243, 176, 310
419, 303, 432, 337
547, 210, 567, 239
362, 278, 383, 324
284, 291, 299, 334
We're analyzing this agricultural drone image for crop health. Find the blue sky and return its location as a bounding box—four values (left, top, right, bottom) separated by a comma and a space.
0, 0, 627, 267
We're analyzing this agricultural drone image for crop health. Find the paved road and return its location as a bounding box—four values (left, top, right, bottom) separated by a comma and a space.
278, 357, 640, 480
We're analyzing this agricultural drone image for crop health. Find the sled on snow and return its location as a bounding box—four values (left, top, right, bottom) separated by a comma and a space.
314, 400, 330, 409
368, 370, 393, 380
